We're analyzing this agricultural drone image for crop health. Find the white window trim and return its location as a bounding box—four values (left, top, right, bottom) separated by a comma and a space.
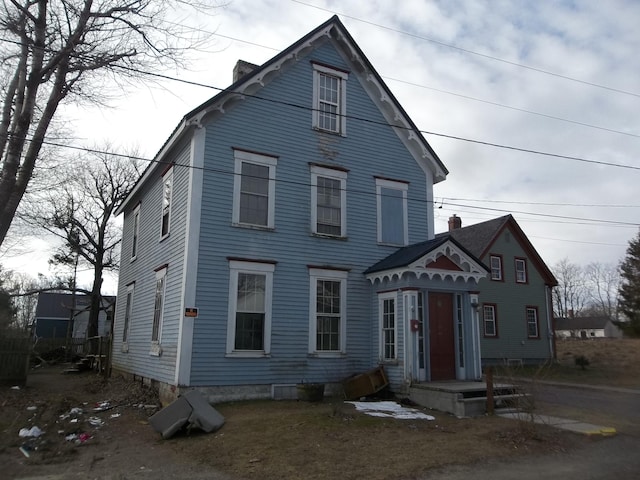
150, 267, 167, 356
378, 291, 397, 362
312, 63, 348, 136
310, 165, 347, 237
526, 307, 539, 338
232, 150, 277, 229
131, 205, 140, 262
483, 304, 497, 337
308, 268, 348, 356
122, 283, 134, 352
375, 178, 409, 246
160, 168, 173, 240
226, 260, 274, 357
490, 255, 502, 281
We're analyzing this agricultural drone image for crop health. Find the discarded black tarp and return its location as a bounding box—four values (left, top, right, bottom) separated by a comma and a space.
149, 390, 225, 439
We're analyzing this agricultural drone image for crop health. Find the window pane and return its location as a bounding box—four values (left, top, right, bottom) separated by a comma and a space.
382, 298, 395, 360
239, 163, 269, 225
317, 315, 340, 351
235, 312, 264, 350
316, 279, 341, 351
237, 273, 265, 312
317, 176, 341, 235
152, 275, 165, 341
380, 188, 404, 244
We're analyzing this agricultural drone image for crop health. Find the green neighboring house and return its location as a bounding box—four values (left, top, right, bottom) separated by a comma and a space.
439, 214, 558, 366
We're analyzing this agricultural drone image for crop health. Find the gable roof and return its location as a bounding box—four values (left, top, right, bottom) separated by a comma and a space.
554, 316, 612, 331
364, 236, 488, 284
116, 15, 448, 216
437, 214, 558, 286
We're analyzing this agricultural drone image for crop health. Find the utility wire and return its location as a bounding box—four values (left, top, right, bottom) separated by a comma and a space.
291, 0, 640, 99
4, 132, 638, 228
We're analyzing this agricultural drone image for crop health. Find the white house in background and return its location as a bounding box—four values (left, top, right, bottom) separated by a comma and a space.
554, 316, 623, 339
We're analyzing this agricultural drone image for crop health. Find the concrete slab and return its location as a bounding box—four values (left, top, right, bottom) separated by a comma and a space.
498, 412, 617, 436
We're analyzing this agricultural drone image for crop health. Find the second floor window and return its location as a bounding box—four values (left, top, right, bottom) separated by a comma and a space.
131, 205, 140, 260
233, 149, 277, 229
311, 165, 347, 237
376, 177, 408, 246
515, 258, 528, 283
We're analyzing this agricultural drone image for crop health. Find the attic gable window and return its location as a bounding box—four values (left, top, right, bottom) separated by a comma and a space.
232, 149, 278, 229
515, 258, 528, 283
312, 63, 348, 135
489, 255, 503, 281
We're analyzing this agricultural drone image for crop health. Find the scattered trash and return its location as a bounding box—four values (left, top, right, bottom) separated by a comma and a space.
70, 407, 83, 415
87, 417, 104, 427
94, 401, 111, 412
110, 413, 121, 419
346, 401, 435, 420
19, 445, 32, 457
26, 406, 37, 411
19, 426, 43, 438
11, 386, 20, 390
342, 366, 389, 400
70, 418, 78, 423
65, 433, 78, 442
78, 433, 91, 442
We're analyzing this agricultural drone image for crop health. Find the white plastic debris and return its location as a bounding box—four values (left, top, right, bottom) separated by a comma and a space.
19, 426, 43, 438
87, 417, 104, 427
11, 386, 20, 390
26, 406, 37, 411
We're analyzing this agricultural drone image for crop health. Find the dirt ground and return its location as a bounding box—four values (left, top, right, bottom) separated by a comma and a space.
1, 365, 584, 480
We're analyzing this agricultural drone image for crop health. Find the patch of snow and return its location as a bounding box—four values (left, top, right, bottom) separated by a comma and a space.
346, 401, 435, 420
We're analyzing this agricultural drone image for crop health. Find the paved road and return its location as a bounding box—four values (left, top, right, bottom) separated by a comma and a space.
421, 382, 640, 480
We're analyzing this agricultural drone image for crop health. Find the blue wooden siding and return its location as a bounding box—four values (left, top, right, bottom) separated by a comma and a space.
188, 39, 433, 387
112, 139, 191, 383
479, 226, 553, 363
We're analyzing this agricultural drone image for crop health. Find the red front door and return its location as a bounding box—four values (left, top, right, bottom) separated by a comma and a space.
428, 292, 456, 381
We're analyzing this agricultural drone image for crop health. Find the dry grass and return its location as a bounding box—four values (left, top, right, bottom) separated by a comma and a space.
501, 338, 640, 389
167, 398, 572, 480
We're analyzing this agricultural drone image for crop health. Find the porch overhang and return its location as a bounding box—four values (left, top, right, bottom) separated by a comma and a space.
365, 239, 487, 284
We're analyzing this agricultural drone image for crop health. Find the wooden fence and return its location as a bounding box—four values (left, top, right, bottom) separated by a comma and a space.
0, 336, 31, 386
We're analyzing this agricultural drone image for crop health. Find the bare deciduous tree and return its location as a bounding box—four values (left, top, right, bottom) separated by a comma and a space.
0, 0, 213, 247
583, 262, 620, 320
23, 148, 141, 348
552, 258, 587, 318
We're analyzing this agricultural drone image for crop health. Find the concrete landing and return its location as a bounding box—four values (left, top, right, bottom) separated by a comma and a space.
498, 412, 617, 436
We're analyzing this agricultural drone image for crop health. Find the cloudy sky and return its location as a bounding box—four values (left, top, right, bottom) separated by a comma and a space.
4, 0, 640, 292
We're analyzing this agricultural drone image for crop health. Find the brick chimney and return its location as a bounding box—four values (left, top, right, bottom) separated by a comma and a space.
448, 214, 462, 231
233, 60, 259, 83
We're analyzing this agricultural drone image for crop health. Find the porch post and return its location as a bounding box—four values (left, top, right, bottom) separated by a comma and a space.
469, 292, 482, 380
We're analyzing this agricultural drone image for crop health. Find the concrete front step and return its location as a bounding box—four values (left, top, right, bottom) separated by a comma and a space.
409, 382, 529, 417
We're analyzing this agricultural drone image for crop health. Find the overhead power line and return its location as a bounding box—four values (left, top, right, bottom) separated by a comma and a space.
291, 0, 640, 99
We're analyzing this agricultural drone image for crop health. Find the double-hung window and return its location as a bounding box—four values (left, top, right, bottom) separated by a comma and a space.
515, 258, 528, 283
131, 205, 140, 261
227, 260, 274, 356
490, 254, 503, 281
379, 292, 397, 362
311, 165, 347, 237
309, 268, 347, 355
483, 304, 498, 337
160, 168, 173, 238
122, 283, 134, 348
526, 307, 539, 338
376, 178, 409, 246
312, 63, 348, 135
233, 149, 277, 229
151, 266, 167, 355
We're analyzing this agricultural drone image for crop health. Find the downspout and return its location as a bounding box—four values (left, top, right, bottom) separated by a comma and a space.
545, 285, 555, 360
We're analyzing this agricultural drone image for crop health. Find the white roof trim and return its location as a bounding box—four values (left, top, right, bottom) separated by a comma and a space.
366, 241, 487, 284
